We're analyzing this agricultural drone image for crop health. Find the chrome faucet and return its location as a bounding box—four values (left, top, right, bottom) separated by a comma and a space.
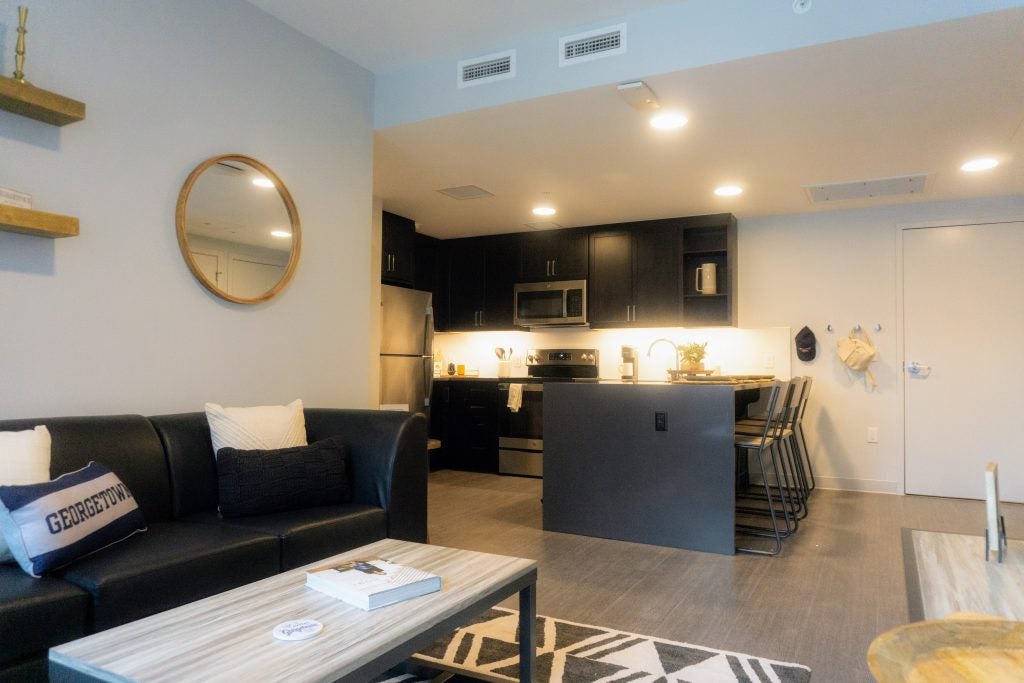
647, 338, 679, 371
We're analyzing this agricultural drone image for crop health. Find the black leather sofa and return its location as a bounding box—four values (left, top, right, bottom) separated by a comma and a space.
0, 408, 427, 682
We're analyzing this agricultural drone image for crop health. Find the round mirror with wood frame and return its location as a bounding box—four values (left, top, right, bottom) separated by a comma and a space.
176, 154, 301, 304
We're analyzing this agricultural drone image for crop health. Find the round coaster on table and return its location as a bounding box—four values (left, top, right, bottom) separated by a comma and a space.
272, 619, 323, 641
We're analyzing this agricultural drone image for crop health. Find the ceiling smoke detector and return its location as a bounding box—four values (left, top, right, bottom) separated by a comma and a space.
617, 81, 660, 111
793, 0, 812, 14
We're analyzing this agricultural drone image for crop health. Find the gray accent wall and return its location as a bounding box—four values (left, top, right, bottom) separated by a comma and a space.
0, 0, 375, 418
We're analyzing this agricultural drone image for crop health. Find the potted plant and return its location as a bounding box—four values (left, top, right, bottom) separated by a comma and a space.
679, 342, 708, 373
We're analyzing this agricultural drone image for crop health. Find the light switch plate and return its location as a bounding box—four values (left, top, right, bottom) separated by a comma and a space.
867, 426, 878, 443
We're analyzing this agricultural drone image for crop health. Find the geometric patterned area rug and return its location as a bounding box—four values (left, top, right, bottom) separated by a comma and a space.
375, 607, 812, 683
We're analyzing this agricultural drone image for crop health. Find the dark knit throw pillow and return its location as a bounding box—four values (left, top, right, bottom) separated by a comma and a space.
216, 437, 352, 517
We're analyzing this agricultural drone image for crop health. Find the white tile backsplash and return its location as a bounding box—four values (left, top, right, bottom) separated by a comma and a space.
433, 326, 791, 382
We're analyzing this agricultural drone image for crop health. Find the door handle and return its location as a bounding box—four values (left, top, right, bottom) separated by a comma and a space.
479, 310, 485, 326
551, 259, 556, 276
906, 361, 932, 376
545, 260, 551, 277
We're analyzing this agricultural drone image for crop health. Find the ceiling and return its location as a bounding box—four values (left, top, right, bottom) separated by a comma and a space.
245, 0, 682, 74
247, 3, 1024, 239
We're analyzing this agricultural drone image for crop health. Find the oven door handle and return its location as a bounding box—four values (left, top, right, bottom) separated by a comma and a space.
498, 383, 544, 392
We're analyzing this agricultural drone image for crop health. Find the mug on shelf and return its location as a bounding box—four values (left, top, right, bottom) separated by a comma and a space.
696, 263, 718, 295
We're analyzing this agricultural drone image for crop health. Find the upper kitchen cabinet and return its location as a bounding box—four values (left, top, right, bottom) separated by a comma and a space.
414, 232, 447, 329
589, 220, 681, 328
519, 229, 588, 282
680, 213, 737, 326
445, 234, 519, 331
381, 210, 416, 286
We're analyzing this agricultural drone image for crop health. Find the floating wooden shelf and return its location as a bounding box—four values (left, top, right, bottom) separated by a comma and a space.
0, 204, 79, 238
0, 76, 85, 126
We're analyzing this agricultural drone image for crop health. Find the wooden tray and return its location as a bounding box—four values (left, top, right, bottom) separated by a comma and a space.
868, 619, 1024, 682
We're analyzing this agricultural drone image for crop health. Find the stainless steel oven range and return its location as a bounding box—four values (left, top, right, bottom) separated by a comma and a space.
498, 348, 599, 477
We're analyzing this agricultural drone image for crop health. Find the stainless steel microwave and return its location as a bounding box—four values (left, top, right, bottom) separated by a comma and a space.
513, 280, 587, 327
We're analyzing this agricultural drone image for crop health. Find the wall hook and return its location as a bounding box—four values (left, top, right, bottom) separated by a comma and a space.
874, 323, 882, 332
854, 324, 861, 332
826, 324, 834, 333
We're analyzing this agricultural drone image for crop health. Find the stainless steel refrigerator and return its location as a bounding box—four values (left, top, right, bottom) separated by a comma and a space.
380, 285, 434, 415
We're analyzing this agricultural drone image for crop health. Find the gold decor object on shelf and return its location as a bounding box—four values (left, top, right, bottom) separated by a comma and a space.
13, 5, 28, 82
0, 204, 79, 238
0, 5, 85, 125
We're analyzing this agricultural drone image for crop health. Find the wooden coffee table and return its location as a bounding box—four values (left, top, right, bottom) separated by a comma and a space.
49, 539, 538, 682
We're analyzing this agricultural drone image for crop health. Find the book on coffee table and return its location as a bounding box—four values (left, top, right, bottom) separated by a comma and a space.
306, 557, 441, 610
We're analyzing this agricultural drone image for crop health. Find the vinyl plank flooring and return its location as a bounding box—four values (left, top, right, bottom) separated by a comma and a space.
426, 470, 1024, 682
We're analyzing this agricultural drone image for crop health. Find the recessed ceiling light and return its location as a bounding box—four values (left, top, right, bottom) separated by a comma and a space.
961, 157, 999, 172
270, 230, 292, 238
714, 185, 743, 197
252, 177, 274, 188
649, 112, 687, 130
532, 206, 556, 216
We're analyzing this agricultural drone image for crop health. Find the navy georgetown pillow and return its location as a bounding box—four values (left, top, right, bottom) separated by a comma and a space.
216, 436, 352, 518
0, 461, 147, 577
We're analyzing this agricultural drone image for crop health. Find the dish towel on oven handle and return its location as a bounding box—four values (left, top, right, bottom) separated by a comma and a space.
507, 383, 523, 413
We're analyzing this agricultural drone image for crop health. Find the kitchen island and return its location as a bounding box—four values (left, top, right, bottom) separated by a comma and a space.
542, 381, 772, 555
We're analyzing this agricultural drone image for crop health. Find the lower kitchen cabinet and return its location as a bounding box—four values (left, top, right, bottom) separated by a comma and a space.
434, 380, 499, 473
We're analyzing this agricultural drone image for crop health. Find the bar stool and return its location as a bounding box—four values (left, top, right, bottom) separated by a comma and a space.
735, 381, 788, 555
737, 377, 810, 517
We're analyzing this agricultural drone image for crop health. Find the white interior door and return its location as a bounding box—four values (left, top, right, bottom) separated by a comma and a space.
903, 222, 1024, 501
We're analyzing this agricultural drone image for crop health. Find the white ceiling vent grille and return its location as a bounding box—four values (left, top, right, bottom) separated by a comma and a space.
437, 185, 495, 200
525, 221, 563, 231
803, 173, 932, 203
560, 24, 626, 66
457, 50, 516, 88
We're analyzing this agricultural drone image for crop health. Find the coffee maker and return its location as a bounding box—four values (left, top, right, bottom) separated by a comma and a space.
620, 345, 638, 383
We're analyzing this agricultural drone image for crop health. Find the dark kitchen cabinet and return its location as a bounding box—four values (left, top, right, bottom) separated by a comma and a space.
445, 235, 519, 331
381, 211, 415, 286
428, 381, 451, 471
414, 233, 447, 330
588, 220, 681, 328
680, 213, 737, 326
445, 380, 499, 473
519, 229, 588, 282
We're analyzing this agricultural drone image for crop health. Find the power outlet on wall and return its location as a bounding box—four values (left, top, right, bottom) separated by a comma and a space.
763, 354, 775, 369
867, 426, 879, 443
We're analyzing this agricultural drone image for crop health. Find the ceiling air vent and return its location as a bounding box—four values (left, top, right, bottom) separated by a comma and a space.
437, 185, 495, 200
457, 50, 516, 88
560, 24, 626, 66
803, 173, 932, 203
525, 221, 563, 231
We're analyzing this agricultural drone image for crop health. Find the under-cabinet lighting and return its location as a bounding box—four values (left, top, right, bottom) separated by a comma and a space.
252, 177, 274, 188
271, 230, 292, 238
532, 206, 557, 216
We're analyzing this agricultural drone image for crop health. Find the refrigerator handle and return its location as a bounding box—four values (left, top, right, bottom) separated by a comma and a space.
423, 305, 435, 409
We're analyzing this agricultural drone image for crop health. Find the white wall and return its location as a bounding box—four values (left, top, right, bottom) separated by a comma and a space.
0, 0, 375, 418
739, 194, 1024, 493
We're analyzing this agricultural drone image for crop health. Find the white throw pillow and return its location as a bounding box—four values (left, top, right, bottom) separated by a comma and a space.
0, 425, 52, 562
205, 399, 307, 457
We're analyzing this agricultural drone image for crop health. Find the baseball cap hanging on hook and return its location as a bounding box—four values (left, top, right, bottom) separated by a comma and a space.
795, 326, 817, 361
